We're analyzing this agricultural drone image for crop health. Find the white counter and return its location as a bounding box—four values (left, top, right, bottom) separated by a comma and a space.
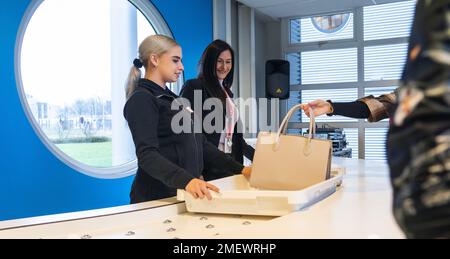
0, 158, 405, 239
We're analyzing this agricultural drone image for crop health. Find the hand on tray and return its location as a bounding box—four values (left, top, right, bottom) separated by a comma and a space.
185, 179, 220, 200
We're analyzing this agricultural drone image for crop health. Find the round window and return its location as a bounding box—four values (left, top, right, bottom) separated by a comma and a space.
16, 0, 180, 179
311, 13, 351, 34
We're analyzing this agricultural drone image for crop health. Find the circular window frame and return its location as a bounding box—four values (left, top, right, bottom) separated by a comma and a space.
15, 0, 180, 179
311, 13, 351, 34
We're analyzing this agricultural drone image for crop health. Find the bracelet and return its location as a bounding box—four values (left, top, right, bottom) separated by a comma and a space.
326, 100, 334, 116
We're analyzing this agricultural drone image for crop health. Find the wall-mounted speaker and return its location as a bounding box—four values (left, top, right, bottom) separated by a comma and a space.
266, 59, 290, 100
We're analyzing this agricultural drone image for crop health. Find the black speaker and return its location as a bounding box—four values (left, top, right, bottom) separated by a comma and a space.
266, 59, 290, 99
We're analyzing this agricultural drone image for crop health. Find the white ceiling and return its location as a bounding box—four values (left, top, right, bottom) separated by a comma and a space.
237, 0, 411, 18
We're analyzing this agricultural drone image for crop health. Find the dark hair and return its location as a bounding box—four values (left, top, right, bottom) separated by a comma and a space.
198, 39, 235, 103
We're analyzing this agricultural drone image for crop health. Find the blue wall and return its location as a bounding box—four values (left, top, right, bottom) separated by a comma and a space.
0, 0, 212, 221
152, 0, 212, 81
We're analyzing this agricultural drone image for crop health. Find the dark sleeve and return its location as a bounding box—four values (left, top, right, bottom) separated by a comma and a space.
242, 139, 255, 161
328, 101, 371, 119
180, 80, 200, 110
124, 92, 194, 189
202, 135, 244, 180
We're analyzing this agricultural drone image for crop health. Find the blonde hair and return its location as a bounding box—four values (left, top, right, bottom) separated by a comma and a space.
125, 35, 179, 99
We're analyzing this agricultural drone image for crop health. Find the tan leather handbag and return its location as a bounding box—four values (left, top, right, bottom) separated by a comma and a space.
250, 104, 332, 190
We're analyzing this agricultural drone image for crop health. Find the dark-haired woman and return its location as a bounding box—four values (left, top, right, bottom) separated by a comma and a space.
180, 40, 255, 172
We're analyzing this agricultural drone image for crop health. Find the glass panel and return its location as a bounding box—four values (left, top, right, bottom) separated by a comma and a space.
290, 13, 354, 44
20, 0, 156, 169
302, 48, 358, 84
344, 128, 358, 158
287, 91, 302, 123
364, 44, 408, 81
365, 128, 389, 160
364, 0, 416, 41
286, 53, 301, 85
287, 129, 304, 135
285, 1, 416, 162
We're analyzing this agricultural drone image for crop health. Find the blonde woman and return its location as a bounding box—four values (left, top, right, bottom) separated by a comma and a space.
124, 35, 251, 203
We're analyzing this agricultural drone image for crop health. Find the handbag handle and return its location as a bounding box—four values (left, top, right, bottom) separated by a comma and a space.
274, 104, 316, 154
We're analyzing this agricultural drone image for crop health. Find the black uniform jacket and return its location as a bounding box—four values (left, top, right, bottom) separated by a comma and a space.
124, 79, 244, 203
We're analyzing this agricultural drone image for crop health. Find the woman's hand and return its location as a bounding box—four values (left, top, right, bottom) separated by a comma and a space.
242, 166, 252, 180
302, 100, 333, 117
185, 179, 220, 200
